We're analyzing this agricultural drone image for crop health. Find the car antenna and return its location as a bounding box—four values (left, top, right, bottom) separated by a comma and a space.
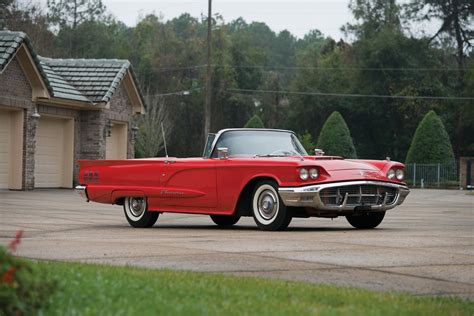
161, 121, 168, 158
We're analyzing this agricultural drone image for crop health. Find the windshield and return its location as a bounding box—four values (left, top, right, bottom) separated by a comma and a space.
210, 130, 307, 158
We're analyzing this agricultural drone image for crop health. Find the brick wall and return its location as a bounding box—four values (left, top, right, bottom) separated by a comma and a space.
459, 157, 474, 189
0, 58, 32, 101
78, 110, 106, 161
107, 83, 136, 159
0, 57, 36, 190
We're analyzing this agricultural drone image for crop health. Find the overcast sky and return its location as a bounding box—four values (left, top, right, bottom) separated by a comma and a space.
76, 0, 438, 41
102, 0, 355, 40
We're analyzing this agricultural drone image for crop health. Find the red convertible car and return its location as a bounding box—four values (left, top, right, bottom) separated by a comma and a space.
76, 129, 409, 231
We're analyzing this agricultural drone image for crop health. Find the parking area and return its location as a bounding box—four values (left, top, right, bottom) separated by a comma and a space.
0, 189, 473, 299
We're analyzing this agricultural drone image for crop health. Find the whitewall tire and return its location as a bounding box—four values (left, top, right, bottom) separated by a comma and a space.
252, 180, 292, 231
123, 197, 159, 228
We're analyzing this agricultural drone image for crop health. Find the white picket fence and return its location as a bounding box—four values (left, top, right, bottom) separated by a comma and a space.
404, 162, 458, 188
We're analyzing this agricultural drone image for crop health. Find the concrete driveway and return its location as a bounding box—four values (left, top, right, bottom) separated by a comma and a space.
0, 189, 473, 299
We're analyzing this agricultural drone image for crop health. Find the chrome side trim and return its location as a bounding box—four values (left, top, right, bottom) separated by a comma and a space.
278, 180, 409, 212
75, 185, 88, 201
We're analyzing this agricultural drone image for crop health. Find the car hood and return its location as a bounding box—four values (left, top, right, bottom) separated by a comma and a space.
307, 159, 379, 171
232, 156, 382, 172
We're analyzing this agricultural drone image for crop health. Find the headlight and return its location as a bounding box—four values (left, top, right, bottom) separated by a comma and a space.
396, 169, 404, 181
299, 168, 309, 180
387, 169, 395, 180
309, 168, 319, 179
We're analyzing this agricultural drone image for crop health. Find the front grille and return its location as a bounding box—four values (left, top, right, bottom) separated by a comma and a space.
320, 185, 397, 207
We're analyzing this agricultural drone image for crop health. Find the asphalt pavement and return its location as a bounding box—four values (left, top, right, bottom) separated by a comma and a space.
0, 188, 473, 299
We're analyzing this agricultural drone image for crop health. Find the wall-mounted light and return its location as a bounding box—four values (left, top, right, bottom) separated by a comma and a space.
104, 120, 113, 138
31, 106, 41, 119
131, 125, 139, 141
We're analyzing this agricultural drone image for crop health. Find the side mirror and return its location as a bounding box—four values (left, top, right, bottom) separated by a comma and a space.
314, 148, 325, 156
217, 147, 229, 160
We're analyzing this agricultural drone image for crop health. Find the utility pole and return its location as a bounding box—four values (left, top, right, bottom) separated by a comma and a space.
204, 0, 212, 138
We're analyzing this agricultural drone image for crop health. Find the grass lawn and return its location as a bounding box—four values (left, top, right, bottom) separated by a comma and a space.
33, 260, 473, 316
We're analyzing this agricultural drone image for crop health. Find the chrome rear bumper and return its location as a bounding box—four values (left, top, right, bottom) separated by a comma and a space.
278, 180, 409, 212
75, 185, 88, 201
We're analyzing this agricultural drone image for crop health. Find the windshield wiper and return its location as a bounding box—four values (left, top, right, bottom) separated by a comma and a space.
253, 154, 288, 158
288, 150, 305, 161
254, 151, 304, 160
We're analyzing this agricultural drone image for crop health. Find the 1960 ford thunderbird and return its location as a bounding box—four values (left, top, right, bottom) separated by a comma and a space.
76, 128, 409, 231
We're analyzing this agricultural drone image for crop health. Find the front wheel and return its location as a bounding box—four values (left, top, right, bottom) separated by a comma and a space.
123, 197, 159, 228
251, 180, 292, 231
345, 212, 385, 229
210, 214, 240, 227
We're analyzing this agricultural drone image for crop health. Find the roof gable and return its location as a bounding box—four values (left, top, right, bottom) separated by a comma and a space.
0, 31, 51, 99
0, 30, 145, 112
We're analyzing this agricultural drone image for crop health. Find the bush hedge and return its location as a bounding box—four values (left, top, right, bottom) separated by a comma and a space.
316, 111, 357, 158
298, 131, 315, 154
406, 111, 455, 164
0, 231, 57, 315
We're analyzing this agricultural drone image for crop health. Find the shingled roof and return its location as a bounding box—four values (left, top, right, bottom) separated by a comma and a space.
0, 30, 143, 107
39, 57, 133, 104
0, 31, 28, 72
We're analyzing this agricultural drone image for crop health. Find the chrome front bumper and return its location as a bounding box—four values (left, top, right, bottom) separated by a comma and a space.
278, 180, 409, 212
75, 185, 88, 201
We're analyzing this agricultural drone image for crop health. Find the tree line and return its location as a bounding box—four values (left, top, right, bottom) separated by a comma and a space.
1, 0, 472, 161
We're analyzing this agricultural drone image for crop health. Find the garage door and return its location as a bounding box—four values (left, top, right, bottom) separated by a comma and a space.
35, 116, 74, 188
0, 108, 23, 189
106, 122, 127, 159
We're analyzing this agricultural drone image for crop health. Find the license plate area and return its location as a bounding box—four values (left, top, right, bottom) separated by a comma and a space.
354, 205, 373, 212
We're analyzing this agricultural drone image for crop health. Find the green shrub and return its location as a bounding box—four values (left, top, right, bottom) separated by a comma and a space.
406, 111, 455, 164
298, 131, 315, 154
244, 114, 265, 128
316, 111, 357, 158
0, 231, 57, 315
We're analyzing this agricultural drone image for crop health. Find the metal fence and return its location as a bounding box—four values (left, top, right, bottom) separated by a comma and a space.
405, 162, 458, 188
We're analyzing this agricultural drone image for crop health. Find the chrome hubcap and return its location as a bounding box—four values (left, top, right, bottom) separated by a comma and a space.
129, 197, 145, 217
258, 190, 278, 220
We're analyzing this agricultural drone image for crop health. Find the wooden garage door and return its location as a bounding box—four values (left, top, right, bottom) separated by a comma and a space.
0, 108, 23, 189
35, 116, 74, 188
106, 122, 127, 160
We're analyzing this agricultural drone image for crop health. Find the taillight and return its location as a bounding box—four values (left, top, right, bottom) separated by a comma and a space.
83, 170, 99, 183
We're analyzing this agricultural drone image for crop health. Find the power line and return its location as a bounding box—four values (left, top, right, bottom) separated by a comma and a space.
218, 65, 464, 72
227, 88, 474, 101
135, 65, 206, 75
144, 87, 202, 97
136, 64, 465, 74
148, 65, 207, 71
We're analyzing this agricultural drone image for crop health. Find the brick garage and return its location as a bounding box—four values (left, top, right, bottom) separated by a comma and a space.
0, 31, 145, 190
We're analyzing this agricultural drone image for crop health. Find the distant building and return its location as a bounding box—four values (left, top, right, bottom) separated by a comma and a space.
0, 31, 145, 190
460, 157, 474, 189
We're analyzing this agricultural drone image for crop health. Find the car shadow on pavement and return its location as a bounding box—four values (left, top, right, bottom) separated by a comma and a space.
102, 224, 402, 232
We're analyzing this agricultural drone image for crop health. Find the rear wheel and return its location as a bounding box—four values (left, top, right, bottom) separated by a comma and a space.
251, 180, 292, 231
210, 214, 240, 227
345, 212, 385, 229
123, 197, 159, 228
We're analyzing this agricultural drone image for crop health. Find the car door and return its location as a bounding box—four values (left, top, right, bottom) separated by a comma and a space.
159, 158, 217, 208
